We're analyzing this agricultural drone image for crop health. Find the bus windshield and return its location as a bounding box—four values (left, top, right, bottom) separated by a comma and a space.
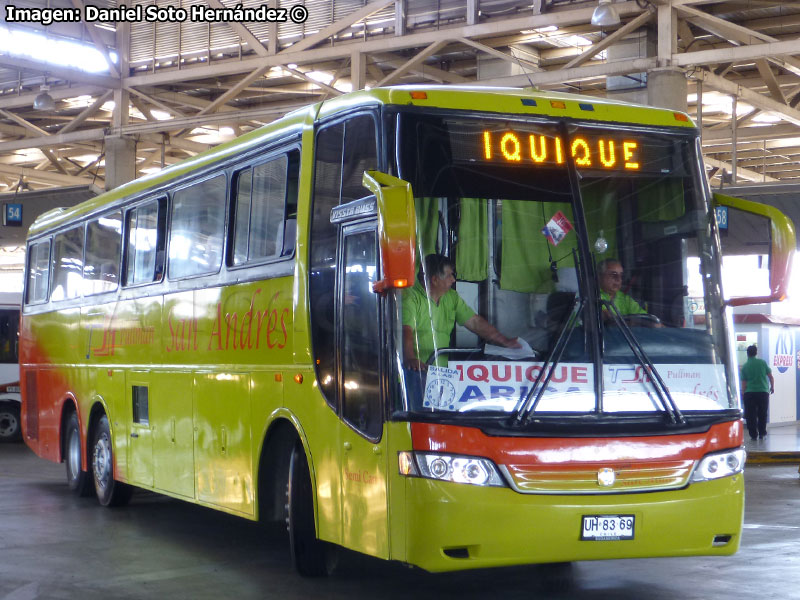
392, 111, 735, 421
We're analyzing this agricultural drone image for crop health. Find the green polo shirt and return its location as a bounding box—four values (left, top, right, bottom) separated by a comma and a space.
402, 282, 475, 365
601, 290, 647, 316
741, 356, 772, 393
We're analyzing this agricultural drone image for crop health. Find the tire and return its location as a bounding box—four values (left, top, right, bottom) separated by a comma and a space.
286, 442, 336, 577
91, 414, 132, 507
64, 411, 93, 496
0, 401, 21, 442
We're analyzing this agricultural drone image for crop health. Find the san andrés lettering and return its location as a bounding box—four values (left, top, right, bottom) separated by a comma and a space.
166, 288, 289, 353
166, 311, 198, 353
208, 289, 289, 351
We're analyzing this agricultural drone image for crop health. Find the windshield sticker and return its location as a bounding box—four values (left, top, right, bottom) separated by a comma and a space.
541, 211, 573, 246
435, 361, 727, 412
423, 366, 461, 410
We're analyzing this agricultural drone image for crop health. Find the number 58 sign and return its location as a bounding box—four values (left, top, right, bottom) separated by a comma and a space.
3, 203, 22, 227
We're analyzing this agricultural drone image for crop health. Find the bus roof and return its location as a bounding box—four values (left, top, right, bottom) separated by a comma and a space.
28, 85, 695, 238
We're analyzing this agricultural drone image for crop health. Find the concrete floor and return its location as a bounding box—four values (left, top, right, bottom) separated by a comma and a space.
1, 443, 799, 600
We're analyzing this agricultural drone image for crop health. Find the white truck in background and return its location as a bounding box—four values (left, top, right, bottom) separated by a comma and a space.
0, 292, 21, 442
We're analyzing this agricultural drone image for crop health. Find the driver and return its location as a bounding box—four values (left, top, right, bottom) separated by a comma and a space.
597, 259, 648, 319
403, 253, 520, 371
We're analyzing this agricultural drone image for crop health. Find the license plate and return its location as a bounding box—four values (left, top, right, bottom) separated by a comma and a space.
581, 514, 635, 541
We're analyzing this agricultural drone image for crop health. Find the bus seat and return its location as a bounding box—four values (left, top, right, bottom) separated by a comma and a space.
546, 291, 577, 332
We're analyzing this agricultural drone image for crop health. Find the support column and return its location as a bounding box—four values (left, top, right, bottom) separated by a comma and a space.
646, 67, 688, 112
268, 0, 278, 53
394, 0, 406, 36
104, 135, 136, 191
351, 51, 365, 91
467, 0, 478, 26
106, 21, 135, 191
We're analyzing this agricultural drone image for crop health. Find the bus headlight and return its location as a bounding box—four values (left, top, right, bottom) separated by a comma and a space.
398, 451, 506, 487
691, 448, 746, 482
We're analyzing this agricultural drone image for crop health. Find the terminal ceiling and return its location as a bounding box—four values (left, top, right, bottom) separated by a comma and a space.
1, 0, 800, 208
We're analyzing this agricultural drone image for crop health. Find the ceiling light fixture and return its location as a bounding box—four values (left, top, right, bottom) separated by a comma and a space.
33, 79, 55, 111
591, 0, 621, 27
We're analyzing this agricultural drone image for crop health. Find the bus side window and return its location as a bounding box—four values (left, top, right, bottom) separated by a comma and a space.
52, 226, 85, 302
232, 152, 294, 265
169, 174, 227, 279
341, 118, 378, 203
25, 239, 51, 304
125, 199, 165, 286
84, 211, 122, 295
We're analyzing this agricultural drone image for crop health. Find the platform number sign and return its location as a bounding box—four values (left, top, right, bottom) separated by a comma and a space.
715, 206, 728, 231
3, 203, 22, 227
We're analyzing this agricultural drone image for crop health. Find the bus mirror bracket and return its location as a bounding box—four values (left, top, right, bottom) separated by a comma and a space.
714, 192, 796, 306
362, 170, 417, 294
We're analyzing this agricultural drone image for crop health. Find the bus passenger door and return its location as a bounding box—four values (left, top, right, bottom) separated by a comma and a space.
337, 226, 389, 559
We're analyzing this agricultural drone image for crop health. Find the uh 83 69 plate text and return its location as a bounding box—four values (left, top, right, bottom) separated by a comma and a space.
581, 514, 635, 541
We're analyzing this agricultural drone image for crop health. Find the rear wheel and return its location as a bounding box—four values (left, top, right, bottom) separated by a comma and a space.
92, 414, 132, 507
286, 442, 336, 577
64, 411, 93, 496
0, 401, 21, 442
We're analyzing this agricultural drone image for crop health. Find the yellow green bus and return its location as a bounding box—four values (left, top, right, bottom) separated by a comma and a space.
21, 86, 794, 576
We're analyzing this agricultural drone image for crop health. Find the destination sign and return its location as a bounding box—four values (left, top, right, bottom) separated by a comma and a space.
482, 131, 640, 170
446, 122, 679, 175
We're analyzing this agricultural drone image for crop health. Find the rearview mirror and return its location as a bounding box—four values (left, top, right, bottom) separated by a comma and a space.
362, 170, 416, 293
714, 192, 796, 306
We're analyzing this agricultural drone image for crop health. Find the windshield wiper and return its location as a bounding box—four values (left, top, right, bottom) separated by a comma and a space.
511, 295, 585, 427
601, 300, 686, 425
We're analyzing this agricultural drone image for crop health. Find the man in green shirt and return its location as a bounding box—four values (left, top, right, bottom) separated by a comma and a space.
741, 344, 774, 441
402, 254, 520, 371
598, 259, 650, 320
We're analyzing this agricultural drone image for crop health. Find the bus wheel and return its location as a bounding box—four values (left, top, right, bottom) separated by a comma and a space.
0, 401, 21, 442
91, 414, 132, 507
64, 411, 93, 496
286, 442, 337, 577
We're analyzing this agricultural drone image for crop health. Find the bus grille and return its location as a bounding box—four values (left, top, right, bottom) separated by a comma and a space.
25, 371, 38, 441
502, 460, 695, 494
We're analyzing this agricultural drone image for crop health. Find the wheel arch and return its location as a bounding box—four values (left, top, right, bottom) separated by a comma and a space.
58, 394, 80, 464
85, 397, 110, 460
256, 409, 314, 524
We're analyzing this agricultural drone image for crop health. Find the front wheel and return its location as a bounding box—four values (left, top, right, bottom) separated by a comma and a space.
64, 411, 93, 496
286, 442, 336, 577
92, 414, 132, 507
0, 401, 21, 442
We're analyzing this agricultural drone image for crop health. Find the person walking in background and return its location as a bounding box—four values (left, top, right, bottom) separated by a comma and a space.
741, 344, 774, 441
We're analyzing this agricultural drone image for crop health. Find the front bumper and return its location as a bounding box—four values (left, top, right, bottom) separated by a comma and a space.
401, 473, 743, 572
